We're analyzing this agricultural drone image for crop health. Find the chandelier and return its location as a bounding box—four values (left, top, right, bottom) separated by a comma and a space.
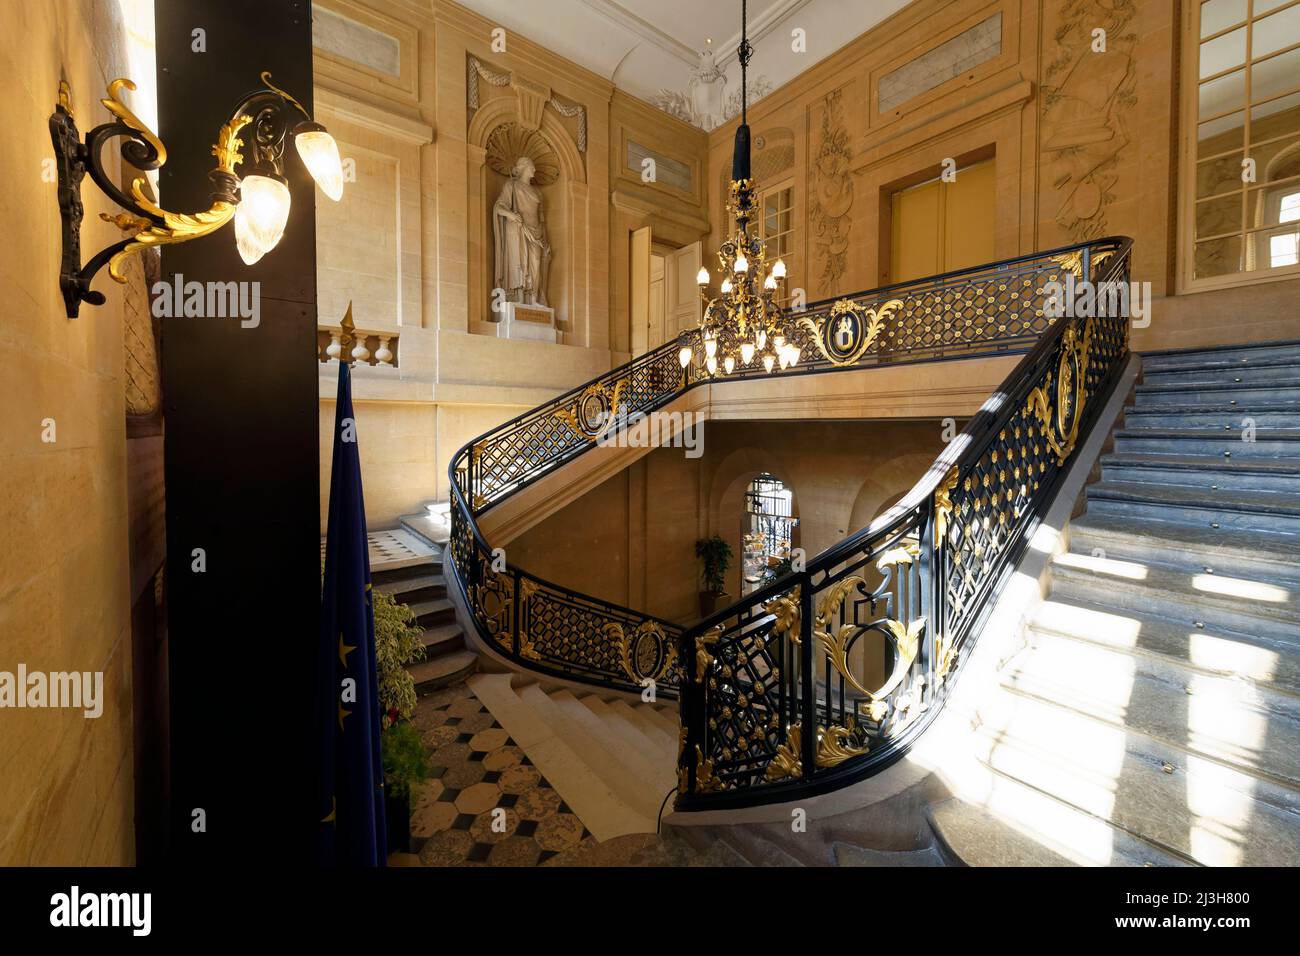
680, 0, 796, 377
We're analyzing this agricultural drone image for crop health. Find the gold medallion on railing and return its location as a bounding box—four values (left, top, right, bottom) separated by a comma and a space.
797, 298, 901, 367
555, 379, 626, 441
1025, 316, 1093, 465
607, 620, 677, 686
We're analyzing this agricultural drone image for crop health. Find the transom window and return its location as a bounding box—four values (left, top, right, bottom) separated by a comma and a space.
1185, 0, 1300, 287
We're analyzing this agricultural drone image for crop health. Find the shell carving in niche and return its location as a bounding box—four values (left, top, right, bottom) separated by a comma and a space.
486, 123, 560, 187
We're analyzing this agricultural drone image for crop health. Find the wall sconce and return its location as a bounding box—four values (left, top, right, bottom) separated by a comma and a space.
49, 72, 344, 318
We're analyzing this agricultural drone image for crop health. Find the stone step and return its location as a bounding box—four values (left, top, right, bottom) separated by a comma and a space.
1030, 599, 1300, 698
408, 597, 456, 626
581, 696, 673, 785
1000, 633, 1300, 788
516, 685, 665, 821
407, 649, 477, 691
1085, 480, 1300, 535
421, 622, 465, 657
466, 673, 656, 840
1112, 428, 1300, 459
926, 778, 1185, 866
398, 512, 451, 548
375, 572, 446, 604
642, 703, 681, 740
1134, 381, 1300, 407
971, 686, 1300, 866
1068, 513, 1300, 586
1124, 405, 1300, 429
1142, 341, 1300, 371
609, 699, 676, 762
1142, 361, 1300, 386
832, 843, 948, 866
1098, 452, 1300, 493
547, 689, 669, 818
1049, 551, 1300, 642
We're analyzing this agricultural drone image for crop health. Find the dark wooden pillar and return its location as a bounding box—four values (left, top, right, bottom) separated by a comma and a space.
156, 0, 319, 863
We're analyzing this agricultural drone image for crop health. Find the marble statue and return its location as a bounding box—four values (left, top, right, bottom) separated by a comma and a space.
493, 155, 550, 307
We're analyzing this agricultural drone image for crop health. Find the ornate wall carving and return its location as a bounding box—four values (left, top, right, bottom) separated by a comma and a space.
1040, 0, 1139, 241
808, 88, 855, 292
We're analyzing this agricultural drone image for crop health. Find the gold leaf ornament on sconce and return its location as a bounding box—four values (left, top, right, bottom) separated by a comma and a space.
49, 73, 345, 318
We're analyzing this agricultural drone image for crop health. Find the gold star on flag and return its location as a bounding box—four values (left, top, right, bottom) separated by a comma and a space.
338, 701, 351, 731
339, 632, 356, 669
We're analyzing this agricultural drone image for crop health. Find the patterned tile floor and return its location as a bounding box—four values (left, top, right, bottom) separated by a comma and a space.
394, 681, 599, 866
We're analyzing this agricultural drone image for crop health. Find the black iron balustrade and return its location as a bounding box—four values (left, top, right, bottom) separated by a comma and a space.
442, 238, 1133, 778
676, 238, 1133, 808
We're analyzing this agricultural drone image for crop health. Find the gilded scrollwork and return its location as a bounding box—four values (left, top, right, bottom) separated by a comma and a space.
610, 619, 678, 685
763, 723, 803, 781
815, 722, 869, 768
1026, 317, 1093, 465
763, 585, 801, 643
797, 298, 901, 367
555, 379, 627, 441
933, 464, 960, 548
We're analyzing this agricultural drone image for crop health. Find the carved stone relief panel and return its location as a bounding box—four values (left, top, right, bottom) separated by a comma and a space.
1040, 0, 1139, 241
808, 88, 855, 294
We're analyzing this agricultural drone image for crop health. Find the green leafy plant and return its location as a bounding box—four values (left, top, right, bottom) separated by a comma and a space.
695, 536, 734, 593
322, 562, 426, 727
373, 586, 427, 727
381, 719, 430, 802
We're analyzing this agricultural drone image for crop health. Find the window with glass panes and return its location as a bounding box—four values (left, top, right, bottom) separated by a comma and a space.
758, 183, 797, 306
1187, 0, 1300, 285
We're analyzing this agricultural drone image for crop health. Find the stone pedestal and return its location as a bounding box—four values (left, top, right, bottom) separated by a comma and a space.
491, 301, 558, 343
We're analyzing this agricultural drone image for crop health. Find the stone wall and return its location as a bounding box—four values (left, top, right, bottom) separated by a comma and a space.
508, 420, 948, 623
312, 0, 709, 528
0, 0, 139, 865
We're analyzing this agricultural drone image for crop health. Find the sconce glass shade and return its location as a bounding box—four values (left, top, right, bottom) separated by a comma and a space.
704, 335, 718, 358
679, 346, 693, 368
234, 174, 291, 265
720, 277, 733, 294
762, 353, 775, 373
696, 266, 710, 285
294, 125, 344, 201
740, 342, 755, 364
706, 355, 718, 375
772, 259, 787, 279
733, 253, 749, 273
723, 355, 735, 374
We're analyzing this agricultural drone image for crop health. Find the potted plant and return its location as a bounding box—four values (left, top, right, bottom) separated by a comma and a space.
696, 535, 734, 618
381, 719, 430, 855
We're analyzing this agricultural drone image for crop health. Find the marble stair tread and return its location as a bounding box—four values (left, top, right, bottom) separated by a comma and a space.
602, 698, 676, 767
407, 650, 477, 690
1144, 355, 1300, 375
831, 843, 947, 867
466, 673, 656, 840
579, 696, 672, 778
517, 686, 664, 821
641, 703, 681, 738
1086, 480, 1300, 516
420, 622, 465, 656
375, 572, 445, 596
1135, 381, 1300, 400
1000, 636, 1300, 788
970, 688, 1300, 866
926, 782, 1183, 866
548, 690, 671, 812
1142, 341, 1300, 368
407, 597, 455, 619
1099, 452, 1300, 476
609, 700, 676, 759
398, 512, 451, 548
1049, 552, 1300, 636
1068, 513, 1300, 583
1114, 427, 1300, 444
1031, 597, 1300, 695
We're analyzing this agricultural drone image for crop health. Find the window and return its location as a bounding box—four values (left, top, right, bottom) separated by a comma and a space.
757, 182, 798, 307
1184, 0, 1300, 287
742, 474, 797, 594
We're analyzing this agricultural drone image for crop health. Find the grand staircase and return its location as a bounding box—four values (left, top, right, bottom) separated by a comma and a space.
927, 341, 1300, 866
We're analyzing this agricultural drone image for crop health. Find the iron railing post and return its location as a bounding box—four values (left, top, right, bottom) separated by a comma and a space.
799, 576, 816, 780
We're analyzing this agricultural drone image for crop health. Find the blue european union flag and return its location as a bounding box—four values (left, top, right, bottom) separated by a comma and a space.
316, 348, 387, 866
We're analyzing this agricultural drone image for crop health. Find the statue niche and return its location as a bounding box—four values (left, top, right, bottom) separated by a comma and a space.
487, 124, 560, 310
